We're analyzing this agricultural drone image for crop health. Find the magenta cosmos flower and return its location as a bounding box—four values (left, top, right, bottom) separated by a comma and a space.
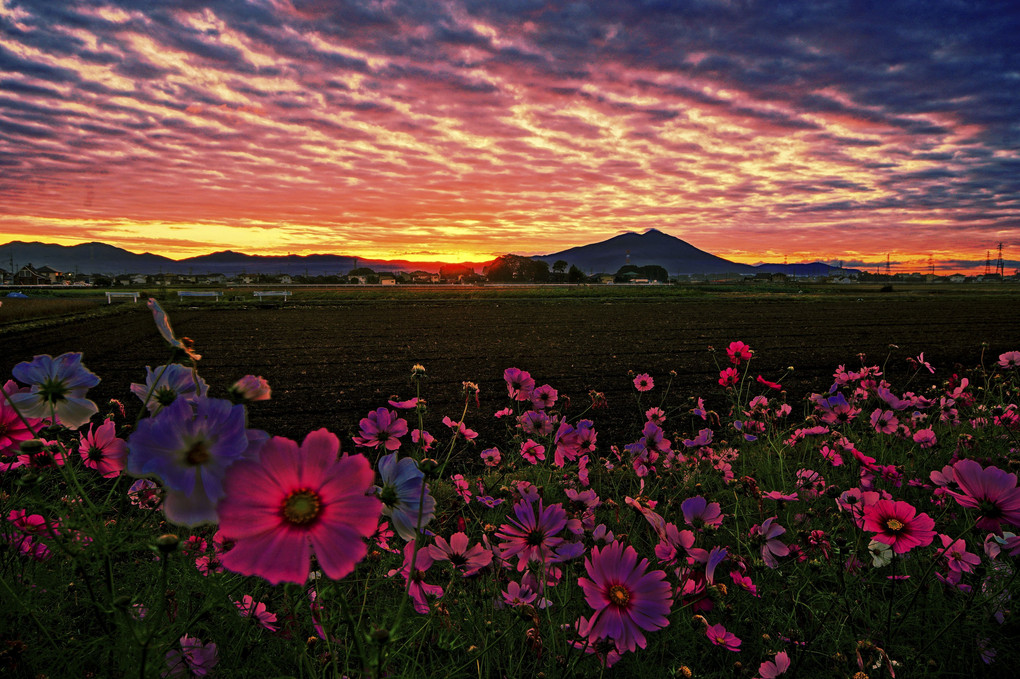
633, 373, 654, 392
353, 407, 407, 451
997, 351, 1020, 369
79, 418, 127, 478
862, 499, 936, 554
503, 367, 535, 401
0, 380, 43, 456
218, 429, 381, 584
946, 459, 1020, 533
726, 341, 753, 365
577, 541, 672, 654
706, 622, 742, 651
428, 531, 492, 576
10, 353, 100, 430
496, 498, 570, 571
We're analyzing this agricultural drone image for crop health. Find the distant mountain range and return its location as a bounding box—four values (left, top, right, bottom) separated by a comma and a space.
0, 230, 857, 277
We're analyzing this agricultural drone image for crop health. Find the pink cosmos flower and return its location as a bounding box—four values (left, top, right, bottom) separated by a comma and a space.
531, 384, 558, 409
938, 534, 980, 574
389, 540, 443, 614
410, 428, 434, 451
503, 367, 535, 401
353, 407, 407, 450
730, 570, 759, 597
520, 439, 546, 464
633, 373, 654, 392
645, 407, 666, 425
726, 341, 753, 365
912, 427, 937, 449
235, 595, 278, 631
480, 446, 501, 466
428, 532, 492, 576
577, 541, 672, 653
997, 351, 1020, 369
758, 650, 791, 678
502, 581, 540, 608
706, 622, 741, 651
442, 415, 478, 440
756, 375, 782, 390
217, 429, 381, 584
869, 408, 899, 434
388, 397, 419, 409
862, 499, 936, 554
79, 418, 127, 478
946, 459, 1020, 533
164, 635, 217, 677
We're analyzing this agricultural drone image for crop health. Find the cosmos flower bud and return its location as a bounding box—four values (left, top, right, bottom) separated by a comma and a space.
156, 534, 180, 553
230, 375, 271, 403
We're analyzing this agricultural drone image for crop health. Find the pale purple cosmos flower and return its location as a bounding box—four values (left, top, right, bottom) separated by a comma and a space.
10, 353, 100, 430
375, 452, 435, 541
130, 364, 208, 413
164, 635, 217, 677
147, 298, 201, 362
752, 517, 790, 568
682, 495, 724, 529
127, 397, 249, 526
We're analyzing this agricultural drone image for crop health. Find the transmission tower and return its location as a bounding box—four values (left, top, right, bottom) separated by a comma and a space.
996, 242, 1005, 277
985, 251, 991, 276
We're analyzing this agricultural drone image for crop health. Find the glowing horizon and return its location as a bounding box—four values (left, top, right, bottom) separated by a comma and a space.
1, 1, 1017, 275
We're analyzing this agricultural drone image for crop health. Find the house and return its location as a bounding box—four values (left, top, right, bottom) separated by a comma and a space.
379, 274, 397, 286
278, 275, 293, 285
410, 271, 440, 284
14, 264, 48, 285
36, 265, 63, 283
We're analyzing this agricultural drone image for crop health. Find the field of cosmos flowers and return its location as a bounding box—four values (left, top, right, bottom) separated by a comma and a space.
2, 294, 1020, 678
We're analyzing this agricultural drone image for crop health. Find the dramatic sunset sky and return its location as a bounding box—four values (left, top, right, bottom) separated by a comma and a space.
1, 1, 1017, 272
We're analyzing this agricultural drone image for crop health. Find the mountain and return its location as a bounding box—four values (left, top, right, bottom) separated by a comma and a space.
0, 241, 490, 276
0, 232, 857, 278
534, 228, 757, 275
0, 241, 176, 275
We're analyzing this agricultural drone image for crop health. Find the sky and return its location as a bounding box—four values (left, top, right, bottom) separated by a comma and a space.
1, 1, 1018, 273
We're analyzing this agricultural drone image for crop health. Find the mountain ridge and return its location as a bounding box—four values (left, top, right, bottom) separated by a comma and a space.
0, 231, 854, 277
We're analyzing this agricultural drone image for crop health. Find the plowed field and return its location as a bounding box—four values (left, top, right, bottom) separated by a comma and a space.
2, 289, 1017, 448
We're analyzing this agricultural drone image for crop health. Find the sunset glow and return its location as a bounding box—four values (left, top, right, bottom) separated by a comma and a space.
1, 1, 1017, 273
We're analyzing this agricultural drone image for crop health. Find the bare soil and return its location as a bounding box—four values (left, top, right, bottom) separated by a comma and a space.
2, 290, 1017, 448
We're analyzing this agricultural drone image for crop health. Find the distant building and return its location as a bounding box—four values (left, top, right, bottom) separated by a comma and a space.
14, 264, 48, 285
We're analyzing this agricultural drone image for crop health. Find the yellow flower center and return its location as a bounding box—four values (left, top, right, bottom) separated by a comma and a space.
282, 489, 322, 525
886, 518, 904, 532
608, 584, 630, 607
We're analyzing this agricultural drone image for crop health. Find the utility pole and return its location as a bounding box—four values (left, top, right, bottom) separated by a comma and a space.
886, 254, 891, 277
985, 251, 991, 276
